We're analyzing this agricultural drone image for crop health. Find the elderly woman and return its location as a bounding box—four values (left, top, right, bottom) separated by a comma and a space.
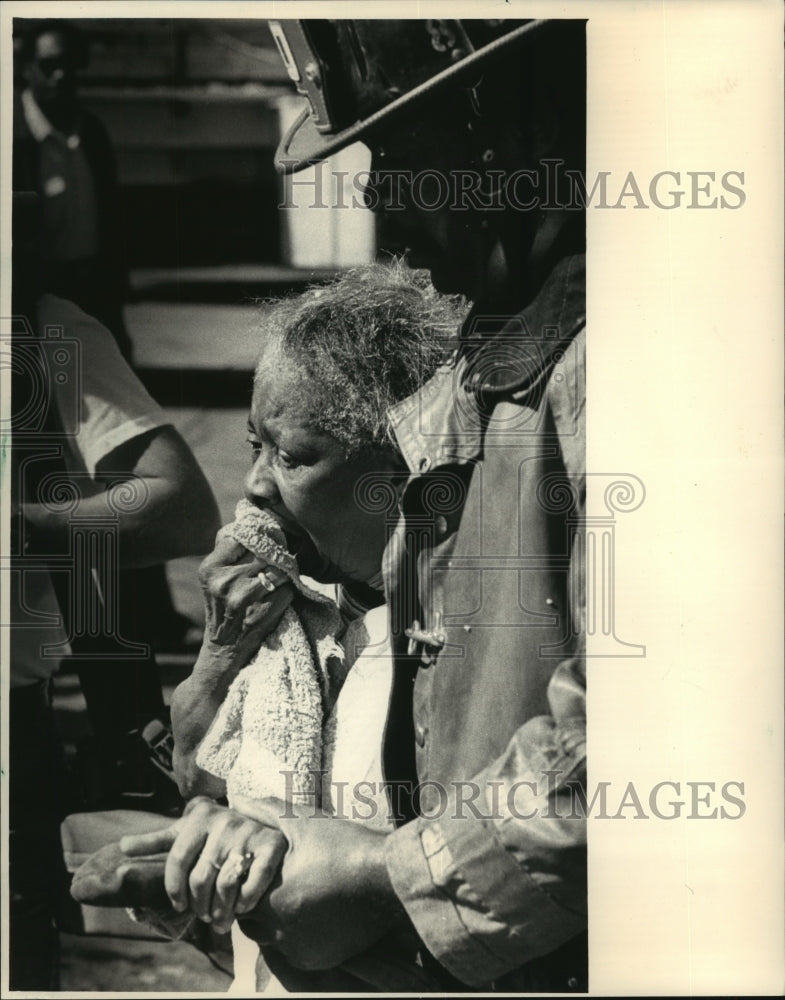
121, 262, 464, 989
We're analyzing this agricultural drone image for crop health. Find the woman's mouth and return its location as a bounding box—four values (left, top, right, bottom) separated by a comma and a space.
248, 500, 303, 538
272, 509, 304, 537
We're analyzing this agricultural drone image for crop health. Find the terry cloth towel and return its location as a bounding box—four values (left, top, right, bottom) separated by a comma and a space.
196, 500, 346, 806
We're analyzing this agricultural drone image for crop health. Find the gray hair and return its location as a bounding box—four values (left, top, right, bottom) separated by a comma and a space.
254, 261, 466, 455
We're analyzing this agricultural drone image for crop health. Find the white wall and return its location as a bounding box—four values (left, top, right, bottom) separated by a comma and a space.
276, 95, 375, 268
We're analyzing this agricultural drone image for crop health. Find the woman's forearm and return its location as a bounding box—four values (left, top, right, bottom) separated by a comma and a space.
170, 642, 242, 799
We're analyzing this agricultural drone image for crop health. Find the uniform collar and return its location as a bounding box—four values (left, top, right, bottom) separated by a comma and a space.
388, 253, 585, 475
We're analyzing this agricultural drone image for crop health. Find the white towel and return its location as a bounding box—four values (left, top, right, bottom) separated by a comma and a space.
196, 501, 346, 806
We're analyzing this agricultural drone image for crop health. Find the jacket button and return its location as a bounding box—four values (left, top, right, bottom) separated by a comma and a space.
414, 721, 427, 747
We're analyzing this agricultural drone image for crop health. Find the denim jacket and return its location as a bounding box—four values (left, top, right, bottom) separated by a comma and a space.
380, 254, 588, 991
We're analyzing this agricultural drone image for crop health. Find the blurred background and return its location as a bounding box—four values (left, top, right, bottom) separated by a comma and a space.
13, 13, 377, 530
10, 15, 381, 993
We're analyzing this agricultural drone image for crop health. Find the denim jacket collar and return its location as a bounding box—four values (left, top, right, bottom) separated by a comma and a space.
388, 253, 586, 475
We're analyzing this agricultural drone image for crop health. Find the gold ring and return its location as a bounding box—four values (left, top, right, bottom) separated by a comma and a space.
224, 850, 255, 883
208, 860, 223, 872
257, 571, 277, 592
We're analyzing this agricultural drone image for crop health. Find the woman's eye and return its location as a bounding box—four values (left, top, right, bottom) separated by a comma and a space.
276, 450, 301, 470
246, 436, 302, 470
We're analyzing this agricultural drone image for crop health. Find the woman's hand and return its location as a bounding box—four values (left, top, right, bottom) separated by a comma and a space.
230, 796, 408, 968
170, 531, 296, 800
120, 796, 287, 934
199, 533, 295, 662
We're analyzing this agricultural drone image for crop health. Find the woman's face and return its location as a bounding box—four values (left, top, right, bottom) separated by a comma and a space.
245, 349, 396, 584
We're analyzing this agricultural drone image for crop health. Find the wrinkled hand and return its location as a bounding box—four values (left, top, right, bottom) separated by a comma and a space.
119, 796, 287, 934
199, 532, 295, 663
230, 796, 408, 970
170, 531, 296, 800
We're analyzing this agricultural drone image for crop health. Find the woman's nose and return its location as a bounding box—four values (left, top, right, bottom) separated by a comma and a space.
244, 454, 280, 508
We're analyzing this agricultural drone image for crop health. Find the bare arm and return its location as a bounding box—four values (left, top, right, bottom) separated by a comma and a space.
23, 425, 220, 568
170, 641, 236, 800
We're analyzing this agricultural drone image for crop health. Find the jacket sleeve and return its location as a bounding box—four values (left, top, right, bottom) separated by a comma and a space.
384, 656, 586, 986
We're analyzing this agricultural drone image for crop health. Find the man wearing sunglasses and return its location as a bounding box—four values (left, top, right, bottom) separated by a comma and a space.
13, 19, 132, 361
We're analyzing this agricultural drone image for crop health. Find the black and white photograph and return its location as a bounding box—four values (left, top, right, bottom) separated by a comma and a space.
1, 3, 782, 996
